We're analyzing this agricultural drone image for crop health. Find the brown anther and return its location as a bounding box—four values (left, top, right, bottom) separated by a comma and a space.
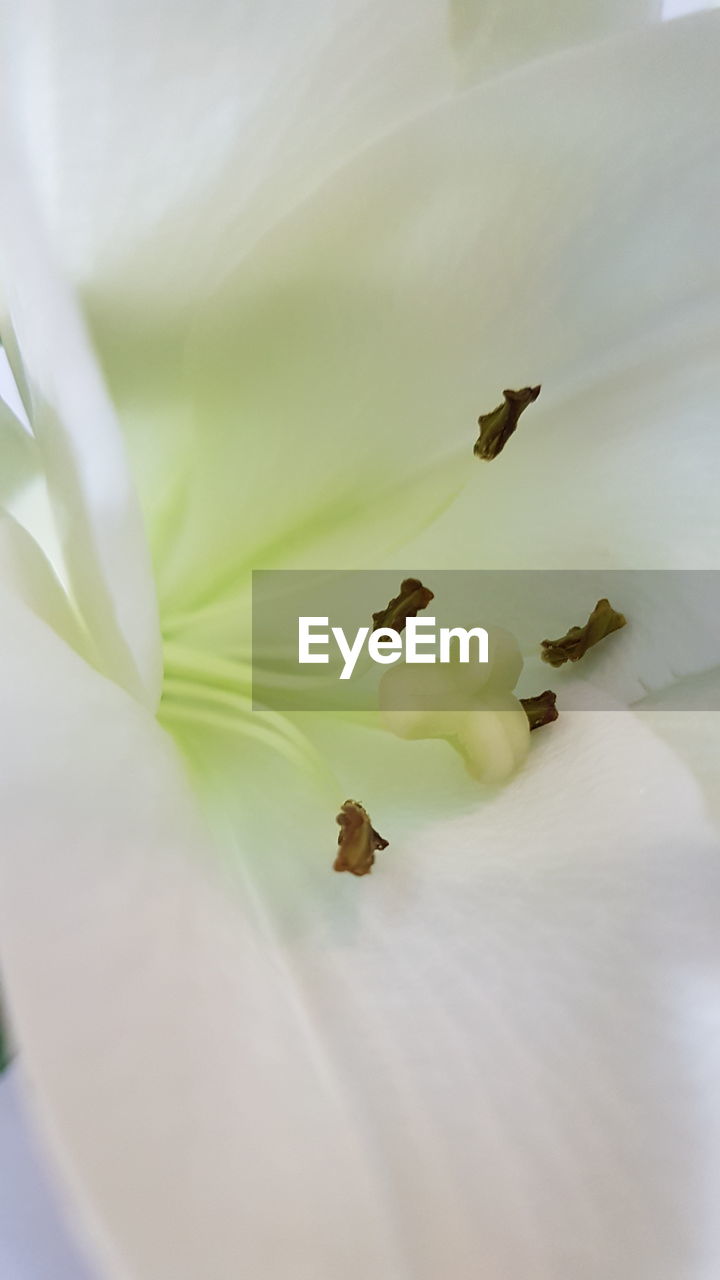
541, 598, 627, 668
334, 800, 389, 877
473, 385, 541, 460
520, 690, 559, 731
372, 578, 434, 632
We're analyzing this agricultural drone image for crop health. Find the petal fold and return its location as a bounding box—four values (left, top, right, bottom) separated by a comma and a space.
0, 392, 37, 507
0, 103, 162, 704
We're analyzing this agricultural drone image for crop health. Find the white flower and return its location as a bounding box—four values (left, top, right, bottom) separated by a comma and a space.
1, 4, 720, 1278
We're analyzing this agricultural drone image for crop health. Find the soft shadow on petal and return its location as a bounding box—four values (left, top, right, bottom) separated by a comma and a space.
0, 512, 95, 663
451, 0, 662, 82
0, 1065, 97, 1279
2, 593, 720, 1280
0, 392, 37, 507
635, 668, 720, 828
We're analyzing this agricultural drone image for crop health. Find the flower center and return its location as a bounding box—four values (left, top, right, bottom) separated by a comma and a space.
158, 640, 321, 775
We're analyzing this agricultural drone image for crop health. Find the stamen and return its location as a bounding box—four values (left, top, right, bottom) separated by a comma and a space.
159, 644, 329, 779
473, 385, 541, 460
162, 642, 253, 692
541, 598, 627, 667
334, 800, 389, 877
520, 690, 559, 730
159, 700, 325, 776
372, 578, 434, 631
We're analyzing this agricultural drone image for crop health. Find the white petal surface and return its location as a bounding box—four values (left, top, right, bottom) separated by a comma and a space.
399, 313, 720, 572
0, 109, 162, 705
93, 13, 720, 636
2, 594, 720, 1280
635, 668, 720, 828
0, 0, 664, 298
0, 0, 458, 296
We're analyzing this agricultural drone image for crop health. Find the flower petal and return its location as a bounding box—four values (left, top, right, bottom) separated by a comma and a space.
1, 0, 459, 293
635, 667, 720, 828
94, 12, 720, 635
0, 392, 37, 507
0, 1065, 98, 1278
0, 107, 162, 705
399, 315, 720, 572
1, 0, 665, 298
0, 512, 94, 662
2, 592, 720, 1279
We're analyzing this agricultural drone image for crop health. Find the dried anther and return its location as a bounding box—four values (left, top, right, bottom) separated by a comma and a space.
520, 690, 559, 731
541, 598, 627, 668
372, 577, 434, 632
334, 800, 389, 877
473, 385, 541, 461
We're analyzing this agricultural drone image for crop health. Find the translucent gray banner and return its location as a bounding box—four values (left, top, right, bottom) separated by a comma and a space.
252, 570, 720, 712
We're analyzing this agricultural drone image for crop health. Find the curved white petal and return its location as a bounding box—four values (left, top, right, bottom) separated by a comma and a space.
0, 393, 37, 506
0, 108, 162, 705
0, 331, 32, 426
83, 13, 719, 643
0, 512, 94, 662
0, 0, 458, 295
0, 1, 665, 299
2, 593, 720, 1279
